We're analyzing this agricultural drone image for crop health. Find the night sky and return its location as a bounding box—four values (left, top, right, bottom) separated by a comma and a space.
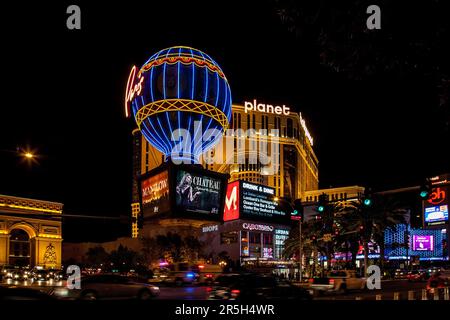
1, 1, 449, 241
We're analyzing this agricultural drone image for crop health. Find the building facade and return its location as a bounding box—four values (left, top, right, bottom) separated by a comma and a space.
131, 102, 319, 237
0, 195, 63, 269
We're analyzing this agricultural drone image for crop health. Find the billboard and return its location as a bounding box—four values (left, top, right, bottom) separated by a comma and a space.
423, 174, 449, 227
223, 180, 290, 223
223, 180, 240, 221
175, 169, 223, 218
140, 170, 170, 218
139, 163, 228, 222
412, 235, 434, 251
424, 205, 448, 225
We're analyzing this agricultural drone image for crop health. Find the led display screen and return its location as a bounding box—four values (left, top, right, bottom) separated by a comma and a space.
140, 170, 170, 218
412, 235, 434, 251
424, 205, 448, 225
175, 169, 223, 217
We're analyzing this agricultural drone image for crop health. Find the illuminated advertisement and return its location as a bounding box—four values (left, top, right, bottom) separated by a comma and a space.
424, 205, 448, 225
141, 170, 170, 218
175, 169, 223, 217
412, 235, 434, 251
224, 181, 289, 223
241, 182, 288, 222
423, 175, 449, 227
223, 180, 240, 221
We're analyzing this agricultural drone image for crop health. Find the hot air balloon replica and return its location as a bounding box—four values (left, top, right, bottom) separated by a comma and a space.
126, 46, 231, 227
125, 46, 232, 164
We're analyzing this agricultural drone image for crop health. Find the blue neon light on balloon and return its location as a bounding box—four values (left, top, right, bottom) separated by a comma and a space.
130, 46, 232, 163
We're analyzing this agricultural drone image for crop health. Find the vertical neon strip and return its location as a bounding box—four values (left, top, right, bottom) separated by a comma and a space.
177, 48, 182, 157
200, 50, 209, 103
139, 96, 168, 154
215, 72, 220, 106
187, 49, 195, 155
157, 116, 174, 157
163, 48, 175, 152
190, 49, 195, 100
149, 50, 163, 102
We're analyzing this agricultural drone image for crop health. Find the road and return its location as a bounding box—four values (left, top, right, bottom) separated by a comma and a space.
0, 279, 443, 300
312, 280, 429, 300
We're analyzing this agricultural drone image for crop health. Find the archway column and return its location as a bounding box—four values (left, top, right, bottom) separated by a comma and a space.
0, 234, 10, 265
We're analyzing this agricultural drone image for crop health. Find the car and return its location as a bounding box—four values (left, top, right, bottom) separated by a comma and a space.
208, 273, 312, 300
0, 287, 55, 300
407, 270, 429, 282
51, 274, 160, 300
309, 270, 366, 294
426, 270, 450, 293
394, 269, 408, 280
32, 270, 50, 282
47, 269, 63, 281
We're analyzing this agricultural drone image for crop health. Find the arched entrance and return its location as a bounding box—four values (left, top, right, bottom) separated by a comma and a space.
9, 229, 31, 267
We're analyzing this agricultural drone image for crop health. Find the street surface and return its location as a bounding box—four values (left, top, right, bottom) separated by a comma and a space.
1, 279, 437, 300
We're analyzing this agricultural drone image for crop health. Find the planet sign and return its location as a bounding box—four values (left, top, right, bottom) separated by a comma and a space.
125, 46, 232, 164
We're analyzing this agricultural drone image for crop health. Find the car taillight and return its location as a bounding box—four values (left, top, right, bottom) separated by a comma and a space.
206, 287, 212, 292
329, 279, 335, 285
231, 289, 240, 297
205, 274, 213, 278
308, 278, 314, 283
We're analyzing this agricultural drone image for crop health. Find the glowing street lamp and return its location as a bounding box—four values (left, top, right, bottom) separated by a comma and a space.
24, 152, 34, 159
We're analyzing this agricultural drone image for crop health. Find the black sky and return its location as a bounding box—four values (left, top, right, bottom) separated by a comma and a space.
1, 1, 449, 241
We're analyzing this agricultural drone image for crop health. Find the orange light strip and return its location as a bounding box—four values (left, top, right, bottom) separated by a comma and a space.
139, 56, 225, 79
0, 203, 62, 214
38, 234, 61, 239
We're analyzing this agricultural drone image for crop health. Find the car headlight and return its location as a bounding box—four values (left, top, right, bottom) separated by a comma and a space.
53, 288, 70, 297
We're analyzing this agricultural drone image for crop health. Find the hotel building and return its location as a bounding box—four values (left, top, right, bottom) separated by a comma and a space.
131, 102, 319, 238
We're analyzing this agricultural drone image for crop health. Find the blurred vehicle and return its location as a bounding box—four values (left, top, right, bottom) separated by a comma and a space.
3, 268, 28, 281
407, 270, 430, 282
47, 269, 63, 281
426, 270, 450, 293
32, 269, 50, 282
0, 287, 55, 301
51, 274, 160, 300
163, 262, 199, 286
208, 273, 312, 300
197, 264, 223, 284
149, 268, 169, 283
309, 270, 366, 294
394, 269, 408, 280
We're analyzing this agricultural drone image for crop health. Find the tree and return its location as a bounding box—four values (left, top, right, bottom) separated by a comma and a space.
369, 195, 408, 273
109, 245, 140, 273
340, 195, 407, 276
85, 246, 109, 268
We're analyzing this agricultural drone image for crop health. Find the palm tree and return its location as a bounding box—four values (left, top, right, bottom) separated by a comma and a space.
369, 194, 407, 274
339, 195, 407, 276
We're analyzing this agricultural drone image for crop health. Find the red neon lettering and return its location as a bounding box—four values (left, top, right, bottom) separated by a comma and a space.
427, 187, 446, 205
124, 65, 144, 117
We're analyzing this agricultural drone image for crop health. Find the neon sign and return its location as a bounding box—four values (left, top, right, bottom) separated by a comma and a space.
428, 187, 447, 205
299, 112, 314, 146
124, 65, 144, 117
242, 223, 274, 232
244, 99, 290, 116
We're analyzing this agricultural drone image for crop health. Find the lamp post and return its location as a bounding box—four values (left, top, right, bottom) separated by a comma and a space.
299, 215, 303, 283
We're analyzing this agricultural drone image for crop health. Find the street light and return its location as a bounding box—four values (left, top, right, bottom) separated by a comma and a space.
24, 152, 34, 159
